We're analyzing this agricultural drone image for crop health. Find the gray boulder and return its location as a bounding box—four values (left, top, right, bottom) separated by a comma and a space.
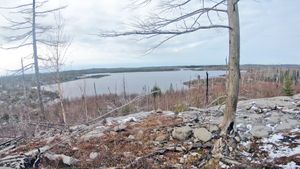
113, 124, 127, 132
193, 128, 212, 142
172, 126, 192, 141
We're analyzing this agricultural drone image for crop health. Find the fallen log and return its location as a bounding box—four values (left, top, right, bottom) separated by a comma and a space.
0, 136, 24, 150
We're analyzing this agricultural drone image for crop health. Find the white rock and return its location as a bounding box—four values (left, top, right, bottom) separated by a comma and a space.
89, 152, 99, 160
128, 135, 135, 140
179, 157, 185, 164
72, 147, 79, 151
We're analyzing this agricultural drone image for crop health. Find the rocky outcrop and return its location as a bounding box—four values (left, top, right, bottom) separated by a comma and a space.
250, 125, 272, 138
0, 94, 299, 168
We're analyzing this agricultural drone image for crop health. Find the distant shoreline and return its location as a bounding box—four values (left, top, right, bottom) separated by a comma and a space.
1, 64, 300, 89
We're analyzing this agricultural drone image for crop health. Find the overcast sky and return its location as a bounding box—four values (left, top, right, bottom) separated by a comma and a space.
0, 0, 299, 74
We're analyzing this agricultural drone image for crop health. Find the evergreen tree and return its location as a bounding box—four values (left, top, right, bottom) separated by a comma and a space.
282, 75, 294, 96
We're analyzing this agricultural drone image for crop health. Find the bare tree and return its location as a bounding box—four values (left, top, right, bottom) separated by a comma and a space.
0, 0, 66, 120
21, 57, 27, 98
100, 0, 240, 134
43, 10, 71, 124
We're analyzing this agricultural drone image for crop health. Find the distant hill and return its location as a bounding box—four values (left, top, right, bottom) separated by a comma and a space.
1, 64, 299, 89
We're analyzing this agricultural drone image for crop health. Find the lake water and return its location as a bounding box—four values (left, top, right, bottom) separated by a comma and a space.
42, 70, 225, 99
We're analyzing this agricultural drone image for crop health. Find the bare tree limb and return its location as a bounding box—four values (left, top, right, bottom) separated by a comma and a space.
36, 6, 67, 14
0, 3, 33, 10
99, 0, 229, 54
100, 24, 230, 37
0, 43, 32, 50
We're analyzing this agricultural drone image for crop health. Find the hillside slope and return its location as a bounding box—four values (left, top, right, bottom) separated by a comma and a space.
0, 94, 300, 168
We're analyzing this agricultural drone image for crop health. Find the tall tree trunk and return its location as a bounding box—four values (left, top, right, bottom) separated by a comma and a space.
206, 72, 209, 105
32, 0, 45, 120
57, 67, 66, 124
21, 58, 26, 98
220, 0, 240, 134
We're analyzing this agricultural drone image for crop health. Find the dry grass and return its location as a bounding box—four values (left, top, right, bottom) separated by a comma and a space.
40, 114, 197, 168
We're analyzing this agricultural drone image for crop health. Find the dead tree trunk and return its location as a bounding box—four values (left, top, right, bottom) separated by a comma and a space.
57, 71, 66, 124
32, 0, 45, 120
21, 58, 26, 98
220, 0, 240, 134
206, 72, 209, 105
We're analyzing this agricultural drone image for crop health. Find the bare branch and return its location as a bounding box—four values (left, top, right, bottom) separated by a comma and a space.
0, 14, 31, 26
3, 31, 32, 42
129, 0, 152, 9
99, 0, 229, 54
100, 24, 230, 37
155, 0, 227, 28
0, 3, 32, 10
0, 43, 32, 50
36, 6, 67, 14
11, 63, 34, 76
144, 34, 178, 54
1, 25, 32, 31
36, 39, 57, 46
169, 0, 192, 8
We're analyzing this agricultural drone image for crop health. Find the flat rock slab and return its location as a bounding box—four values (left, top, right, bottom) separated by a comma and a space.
293, 94, 300, 100
80, 126, 108, 141
276, 119, 299, 131
105, 111, 152, 125
238, 96, 295, 110
250, 125, 272, 138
